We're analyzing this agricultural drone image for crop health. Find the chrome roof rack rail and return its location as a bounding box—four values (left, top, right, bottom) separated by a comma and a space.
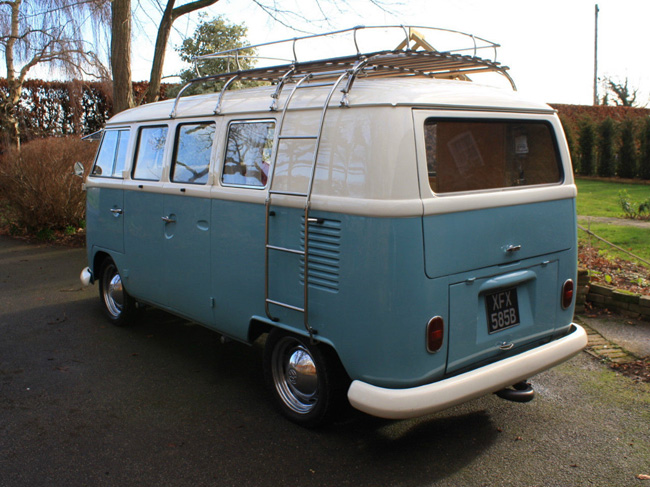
169, 25, 516, 118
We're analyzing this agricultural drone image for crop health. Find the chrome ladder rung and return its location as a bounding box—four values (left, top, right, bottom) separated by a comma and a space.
266, 299, 305, 313
266, 245, 305, 256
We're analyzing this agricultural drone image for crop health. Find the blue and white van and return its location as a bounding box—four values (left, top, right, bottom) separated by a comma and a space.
81, 26, 587, 426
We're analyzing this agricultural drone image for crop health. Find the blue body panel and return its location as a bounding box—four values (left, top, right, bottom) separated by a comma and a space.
87, 192, 577, 390
163, 193, 212, 324
122, 190, 166, 304
210, 199, 267, 340
86, 186, 124, 254
423, 199, 575, 279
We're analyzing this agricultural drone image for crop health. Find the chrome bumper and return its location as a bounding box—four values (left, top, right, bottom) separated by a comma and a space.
347, 323, 587, 419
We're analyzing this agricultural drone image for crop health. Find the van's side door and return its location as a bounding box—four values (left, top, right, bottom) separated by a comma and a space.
86, 128, 131, 254
163, 122, 216, 324
123, 125, 168, 305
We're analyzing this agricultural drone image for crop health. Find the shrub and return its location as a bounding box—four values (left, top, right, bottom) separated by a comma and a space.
577, 117, 596, 176
640, 117, 650, 180
618, 118, 637, 178
597, 118, 616, 177
559, 115, 578, 171
619, 189, 650, 220
0, 136, 97, 236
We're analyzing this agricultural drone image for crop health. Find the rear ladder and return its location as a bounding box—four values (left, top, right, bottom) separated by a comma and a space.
264, 69, 352, 340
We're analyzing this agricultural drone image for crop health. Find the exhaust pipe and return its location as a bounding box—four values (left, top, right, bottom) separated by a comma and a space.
496, 381, 535, 403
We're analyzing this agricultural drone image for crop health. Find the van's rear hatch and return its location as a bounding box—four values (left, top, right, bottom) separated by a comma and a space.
424, 199, 575, 374
414, 111, 577, 375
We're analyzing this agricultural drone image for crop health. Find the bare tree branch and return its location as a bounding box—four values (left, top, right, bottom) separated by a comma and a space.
0, 0, 109, 148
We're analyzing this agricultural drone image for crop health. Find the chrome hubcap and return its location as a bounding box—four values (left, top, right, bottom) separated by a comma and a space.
272, 337, 319, 414
103, 265, 124, 318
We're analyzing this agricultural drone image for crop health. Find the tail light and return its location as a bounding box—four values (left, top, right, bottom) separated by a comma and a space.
426, 316, 444, 353
562, 279, 574, 309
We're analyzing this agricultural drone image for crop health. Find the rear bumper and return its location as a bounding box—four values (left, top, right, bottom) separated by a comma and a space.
347, 323, 587, 419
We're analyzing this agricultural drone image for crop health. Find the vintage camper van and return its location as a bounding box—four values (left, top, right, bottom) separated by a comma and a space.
81, 26, 587, 426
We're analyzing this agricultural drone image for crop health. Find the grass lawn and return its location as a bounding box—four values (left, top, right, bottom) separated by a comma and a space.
576, 178, 650, 265
576, 178, 650, 218
579, 222, 650, 263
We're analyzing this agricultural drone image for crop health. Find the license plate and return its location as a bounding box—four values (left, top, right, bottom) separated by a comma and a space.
485, 287, 520, 334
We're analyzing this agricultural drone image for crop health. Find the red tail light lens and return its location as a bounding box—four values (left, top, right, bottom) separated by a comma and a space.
426, 316, 444, 353
562, 279, 574, 309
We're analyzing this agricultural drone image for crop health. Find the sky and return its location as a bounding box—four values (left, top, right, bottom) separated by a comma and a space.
99, 0, 650, 107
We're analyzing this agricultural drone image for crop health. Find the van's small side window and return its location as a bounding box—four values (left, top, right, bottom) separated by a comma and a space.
133, 126, 168, 181
91, 129, 130, 178
424, 119, 562, 194
222, 120, 275, 188
171, 122, 215, 185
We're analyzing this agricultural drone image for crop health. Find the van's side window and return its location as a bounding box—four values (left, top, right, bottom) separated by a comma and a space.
424, 119, 562, 194
222, 120, 275, 187
91, 129, 130, 178
133, 126, 168, 181
171, 122, 215, 185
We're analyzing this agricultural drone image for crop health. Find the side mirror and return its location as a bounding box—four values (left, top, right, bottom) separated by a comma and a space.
73, 161, 85, 178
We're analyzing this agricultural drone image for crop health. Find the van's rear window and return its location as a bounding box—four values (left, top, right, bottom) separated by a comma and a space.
424, 119, 562, 194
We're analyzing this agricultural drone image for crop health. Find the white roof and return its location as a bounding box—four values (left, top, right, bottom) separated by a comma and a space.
107, 77, 553, 126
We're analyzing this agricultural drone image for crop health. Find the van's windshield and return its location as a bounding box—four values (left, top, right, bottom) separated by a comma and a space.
424, 119, 562, 194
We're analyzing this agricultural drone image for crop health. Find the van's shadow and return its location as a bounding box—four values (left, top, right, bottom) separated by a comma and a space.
120, 306, 500, 485
2, 296, 502, 485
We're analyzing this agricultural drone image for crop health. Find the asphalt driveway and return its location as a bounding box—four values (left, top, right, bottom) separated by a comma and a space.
1, 236, 649, 487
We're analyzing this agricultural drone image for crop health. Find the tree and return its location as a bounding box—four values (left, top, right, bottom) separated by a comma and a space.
597, 118, 616, 178
559, 115, 578, 171
640, 117, 650, 180
0, 0, 108, 149
141, 0, 223, 104
601, 76, 640, 107
578, 118, 596, 176
111, 0, 134, 113
617, 118, 636, 179
111, 0, 395, 111
110, 0, 223, 112
173, 15, 257, 95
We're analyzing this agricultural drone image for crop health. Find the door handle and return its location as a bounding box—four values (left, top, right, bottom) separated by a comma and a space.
161, 216, 176, 223
110, 208, 123, 217
505, 244, 522, 253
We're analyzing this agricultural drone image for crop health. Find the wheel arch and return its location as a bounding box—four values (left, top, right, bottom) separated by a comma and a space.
249, 317, 349, 378
92, 250, 112, 280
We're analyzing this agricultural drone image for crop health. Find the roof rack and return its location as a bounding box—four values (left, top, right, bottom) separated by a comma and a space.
169, 25, 516, 118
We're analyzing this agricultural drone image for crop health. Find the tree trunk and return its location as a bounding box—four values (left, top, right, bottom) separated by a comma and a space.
111, 0, 135, 114
2, 0, 22, 150
143, 0, 221, 104
143, 0, 176, 104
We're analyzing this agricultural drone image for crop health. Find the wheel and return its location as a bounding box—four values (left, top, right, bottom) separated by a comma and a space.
98, 258, 136, 326
263, 329, 347, 427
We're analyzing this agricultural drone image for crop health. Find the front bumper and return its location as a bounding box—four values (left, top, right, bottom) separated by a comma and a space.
80, 267, 93, 286
347, 323, 587, 419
